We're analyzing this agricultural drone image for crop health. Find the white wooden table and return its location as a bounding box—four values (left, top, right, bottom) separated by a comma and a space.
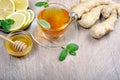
0, 0, 120, 80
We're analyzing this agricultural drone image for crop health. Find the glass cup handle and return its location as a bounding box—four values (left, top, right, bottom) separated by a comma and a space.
67, 12, 78, 26
70, 12, 78, 20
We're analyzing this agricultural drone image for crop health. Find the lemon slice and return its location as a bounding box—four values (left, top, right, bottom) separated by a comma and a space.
0, 18, 2, 20
6, 12, 26, 31
27, 9, 35, 24
16, 10, 31, 28
13, 0, 28, 10
0, 0, 15, 19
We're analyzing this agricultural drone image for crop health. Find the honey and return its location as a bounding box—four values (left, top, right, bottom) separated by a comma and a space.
4, 32, 33, 57
37, 7, 70, 39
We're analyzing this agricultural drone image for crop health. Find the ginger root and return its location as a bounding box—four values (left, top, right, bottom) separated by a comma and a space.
71, 0, 120, 39
90, 10, 117, 39
78, 5, 105, 28
79, 0, 99, 3
118, 8, 120, 16
71, 0, 111, 18
79, 0, 88, 3
102, 1, 120, 18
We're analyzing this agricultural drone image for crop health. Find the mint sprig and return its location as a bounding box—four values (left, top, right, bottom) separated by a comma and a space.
59, 48, 68, 61
0, 19, 15, 31
4, 19, 15, 25
59, 43, 79, 61
35, 2, 49, 8
66, 43, 79, 53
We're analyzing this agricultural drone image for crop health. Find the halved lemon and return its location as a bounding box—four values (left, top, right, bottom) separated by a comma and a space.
0, 0, 15, 19
13, 0, 29, 10
6, 12, 26, 31
16, 10, 31, 28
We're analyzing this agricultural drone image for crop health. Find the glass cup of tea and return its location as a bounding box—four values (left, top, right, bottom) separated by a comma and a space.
32, 3, 78, 47
37, 3, 71, 39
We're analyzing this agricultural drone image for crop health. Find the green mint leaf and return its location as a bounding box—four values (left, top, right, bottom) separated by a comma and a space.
69, 51, 76, 56
59, 48, 68, 61
66, 43, 79, 52
0, 21, 2, 26
59, 43, 79, 62
39, 19, 50, 30
44, 4, 49, 8
5, 19, 15, 25
35, 2, 48, 7
1, 20, 10, 31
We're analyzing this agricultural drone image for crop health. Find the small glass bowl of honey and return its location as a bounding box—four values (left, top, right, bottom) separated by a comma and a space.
4, 31, 33, 57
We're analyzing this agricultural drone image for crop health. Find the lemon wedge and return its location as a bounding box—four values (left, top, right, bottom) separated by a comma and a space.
13, 0, 28, 10
6, 12, 26, 31
0, 0, 15, 19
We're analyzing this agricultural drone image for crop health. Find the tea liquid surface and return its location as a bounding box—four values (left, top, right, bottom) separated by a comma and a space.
38, 7, 70, 30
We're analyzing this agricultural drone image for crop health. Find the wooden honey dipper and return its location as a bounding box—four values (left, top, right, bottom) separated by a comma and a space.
0, 34, 27, 52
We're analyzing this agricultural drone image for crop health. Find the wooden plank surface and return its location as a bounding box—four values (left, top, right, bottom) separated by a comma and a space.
0, 0, 120, 80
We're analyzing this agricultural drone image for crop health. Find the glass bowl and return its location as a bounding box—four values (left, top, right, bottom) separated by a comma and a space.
4, 30, 33, 57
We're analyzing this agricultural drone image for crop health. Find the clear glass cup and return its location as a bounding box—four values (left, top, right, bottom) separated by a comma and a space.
4, 31, 33, 57
32, 3, 78, 48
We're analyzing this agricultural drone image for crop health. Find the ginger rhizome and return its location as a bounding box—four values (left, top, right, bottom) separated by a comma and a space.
79, 0, 88, 3
90, 10, 117, 38
71, 0, 111, 19
71, 0, 120, 39
79, 5, 105, 28
102, 2, 120, 18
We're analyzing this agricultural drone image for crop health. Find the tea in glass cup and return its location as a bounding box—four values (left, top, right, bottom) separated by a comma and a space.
37, 3, 70, 39
32, 3, 78, 47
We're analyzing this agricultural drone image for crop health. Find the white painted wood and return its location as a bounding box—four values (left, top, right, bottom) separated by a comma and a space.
0, 0, 120, 80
